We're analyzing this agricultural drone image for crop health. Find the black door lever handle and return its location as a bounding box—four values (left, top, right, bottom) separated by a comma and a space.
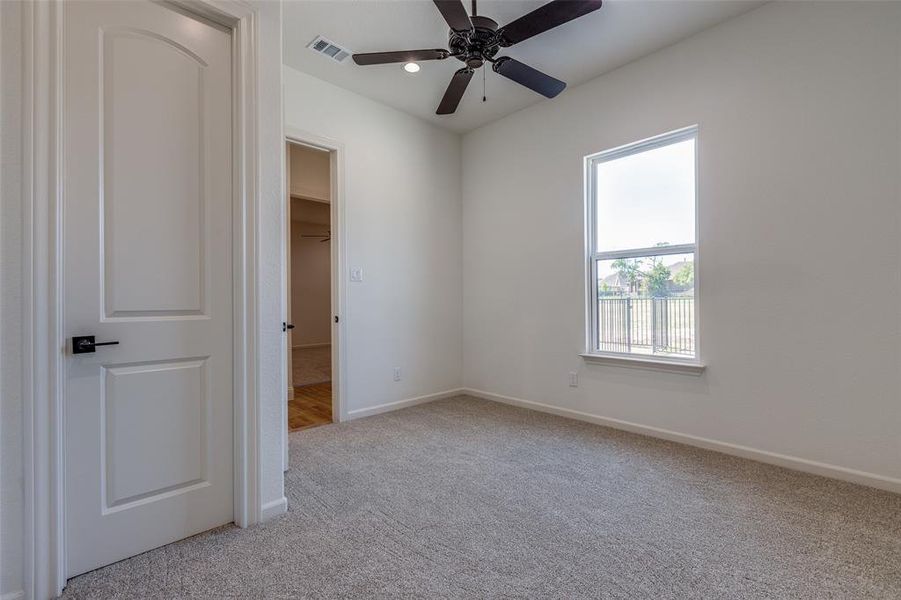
282, 322, 295, 332
72, 335, 120, 354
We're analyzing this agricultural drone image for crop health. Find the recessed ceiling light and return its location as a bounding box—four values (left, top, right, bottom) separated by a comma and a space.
403, 62, 420, 73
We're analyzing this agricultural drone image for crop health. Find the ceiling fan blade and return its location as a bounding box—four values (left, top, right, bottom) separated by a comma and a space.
436, 68, 474, 115
352, 49, 449, 65
492, 57, 566, 98
433, 0, 472, 32
498, 0, 603, 47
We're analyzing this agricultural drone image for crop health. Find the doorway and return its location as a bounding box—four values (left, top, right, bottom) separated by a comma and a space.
286, 141, 336, 431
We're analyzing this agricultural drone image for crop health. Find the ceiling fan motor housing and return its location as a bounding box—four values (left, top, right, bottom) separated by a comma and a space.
449, 15, 500, 70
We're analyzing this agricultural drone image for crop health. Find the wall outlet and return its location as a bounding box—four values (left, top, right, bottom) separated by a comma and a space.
350, 267, 363, 282
568, 371, 579, 387
393, 367, 401, 382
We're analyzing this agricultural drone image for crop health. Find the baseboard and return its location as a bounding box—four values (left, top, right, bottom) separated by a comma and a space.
291, 342, 330, 349
260, 496, 288, 521
1, 590, 25, 600
347, 388, 465, 420
462, 388, 901, 495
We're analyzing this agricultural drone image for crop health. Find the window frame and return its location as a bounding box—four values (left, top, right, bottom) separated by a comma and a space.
583, 126, 702, 370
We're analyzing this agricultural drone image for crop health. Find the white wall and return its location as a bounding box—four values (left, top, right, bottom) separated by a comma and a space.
284, 67, 463, 414
1, 1, 25, 596
251, 0, 286, 523
462, 1, 901, 484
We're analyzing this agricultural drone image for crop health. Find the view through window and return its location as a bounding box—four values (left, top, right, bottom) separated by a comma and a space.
587, 127, 698, 360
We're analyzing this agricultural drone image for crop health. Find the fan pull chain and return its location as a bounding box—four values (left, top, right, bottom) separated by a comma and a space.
482, 66, 487, 102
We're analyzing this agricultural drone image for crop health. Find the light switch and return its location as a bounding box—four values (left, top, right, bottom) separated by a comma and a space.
350, 267, 363, 282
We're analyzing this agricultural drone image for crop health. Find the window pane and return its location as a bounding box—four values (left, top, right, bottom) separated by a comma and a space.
596, 253, 695, 358
595, 138, 695, 252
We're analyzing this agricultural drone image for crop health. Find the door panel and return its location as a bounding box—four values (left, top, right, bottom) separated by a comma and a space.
103, 359, 208, 509
64, 1, 233, 577
102, 30, 207, 317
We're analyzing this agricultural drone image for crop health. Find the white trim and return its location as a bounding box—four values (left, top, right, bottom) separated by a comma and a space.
579, 353, 705, 375
346, 389, 465, 420
202, 0, 262, 533
260, 496, 287, 521
291, 342, 330, 350
584, 125, 701, 363
24, 2, 266, 597
23, 1, 65, 596
284, 128, 348, 430
1, 591, 26, 600
462, 388, 901, 494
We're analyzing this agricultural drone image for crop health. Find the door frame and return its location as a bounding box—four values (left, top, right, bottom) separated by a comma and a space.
283, 130, 348, 448
22, 1, 267, 597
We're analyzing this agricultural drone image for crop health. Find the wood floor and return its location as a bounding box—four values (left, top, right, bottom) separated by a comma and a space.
288, 382, 332, 431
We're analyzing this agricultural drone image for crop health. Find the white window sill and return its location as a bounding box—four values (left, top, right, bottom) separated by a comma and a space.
580, 353, 706, 376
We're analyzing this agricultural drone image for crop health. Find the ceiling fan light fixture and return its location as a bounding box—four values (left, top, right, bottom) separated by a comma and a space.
352, 0, 604, 114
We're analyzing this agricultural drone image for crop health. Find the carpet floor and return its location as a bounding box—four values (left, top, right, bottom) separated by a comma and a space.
61, 396, 901, 599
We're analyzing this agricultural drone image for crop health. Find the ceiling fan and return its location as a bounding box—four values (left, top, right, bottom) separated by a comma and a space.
352, 0, 604, 115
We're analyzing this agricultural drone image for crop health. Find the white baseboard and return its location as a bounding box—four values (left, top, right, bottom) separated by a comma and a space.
347, 388, 465, 420
260, 496, 288, 521
1, 590, 25, 600
291, 342, 330, 349
463, 388, 901, 495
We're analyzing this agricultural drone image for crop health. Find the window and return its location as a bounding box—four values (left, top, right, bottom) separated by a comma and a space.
585, 127, 698, 364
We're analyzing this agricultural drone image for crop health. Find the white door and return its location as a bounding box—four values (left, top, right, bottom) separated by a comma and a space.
63, 1, 233, 577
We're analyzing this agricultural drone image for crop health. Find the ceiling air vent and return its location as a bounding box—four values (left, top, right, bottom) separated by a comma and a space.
307, 36, 350, 63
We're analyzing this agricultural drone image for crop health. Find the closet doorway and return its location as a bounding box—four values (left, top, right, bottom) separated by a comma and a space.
286, 141, 335, 431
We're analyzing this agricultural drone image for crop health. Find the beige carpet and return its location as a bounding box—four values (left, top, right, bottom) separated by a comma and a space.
292, 345, 331, 387
61, 397, 901, 599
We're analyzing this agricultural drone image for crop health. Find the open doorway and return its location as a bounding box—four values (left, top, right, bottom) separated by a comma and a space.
286, 141, 334, 431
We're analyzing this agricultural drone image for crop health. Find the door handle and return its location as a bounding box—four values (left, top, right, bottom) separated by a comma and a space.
72, 335, 120, 354
282, 322, 295, 332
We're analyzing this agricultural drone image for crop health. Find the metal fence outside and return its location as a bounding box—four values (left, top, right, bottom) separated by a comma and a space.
597, 296, 695, 356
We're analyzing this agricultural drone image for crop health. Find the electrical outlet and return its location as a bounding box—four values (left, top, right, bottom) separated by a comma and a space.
568, 371, 579, 387
350, 267, 363, 282
393, 367, 401, 382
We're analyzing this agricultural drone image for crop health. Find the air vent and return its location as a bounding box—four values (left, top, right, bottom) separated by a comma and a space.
306, 36, 350, 63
